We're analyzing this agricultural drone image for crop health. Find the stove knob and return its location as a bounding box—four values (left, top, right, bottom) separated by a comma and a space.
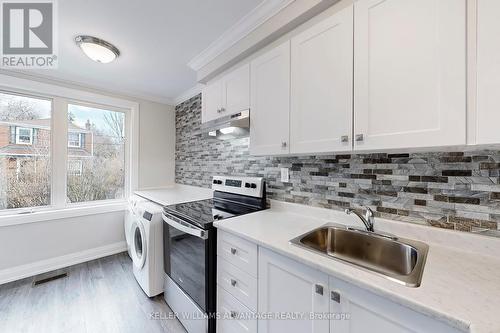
251, 183, 257, 189
213, 180, 217, 184
245, 182, 251, 188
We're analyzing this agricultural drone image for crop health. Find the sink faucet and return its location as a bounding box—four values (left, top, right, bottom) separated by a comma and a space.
345, 207, 375, 232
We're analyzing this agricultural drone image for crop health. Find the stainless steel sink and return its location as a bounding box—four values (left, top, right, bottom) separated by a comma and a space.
290, 224, 429, 287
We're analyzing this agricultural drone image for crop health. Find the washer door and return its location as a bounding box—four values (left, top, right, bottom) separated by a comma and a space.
130, 219, 147, 269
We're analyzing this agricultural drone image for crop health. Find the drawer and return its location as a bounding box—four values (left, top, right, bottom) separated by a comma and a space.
217, 257, 257, 311
217, 286, 257, 333
218, 231, 258, 277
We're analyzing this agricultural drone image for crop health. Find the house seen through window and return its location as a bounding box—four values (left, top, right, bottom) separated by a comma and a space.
0, 92, 52, 210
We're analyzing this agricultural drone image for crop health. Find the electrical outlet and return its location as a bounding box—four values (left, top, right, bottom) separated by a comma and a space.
281, 168, 289, 183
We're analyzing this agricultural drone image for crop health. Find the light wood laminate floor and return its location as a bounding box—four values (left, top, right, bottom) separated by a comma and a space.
0, 253, 187, 333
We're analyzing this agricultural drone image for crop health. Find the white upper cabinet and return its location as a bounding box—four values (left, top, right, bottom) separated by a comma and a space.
250, 41, 291, 155
202, 79, 223, 123
223, 64, 250, 115
353, 0, 467, 150
202, 64, 250, 123
258, 248, 329, 333
475, 0, 500, 144
290, 5, 354, 153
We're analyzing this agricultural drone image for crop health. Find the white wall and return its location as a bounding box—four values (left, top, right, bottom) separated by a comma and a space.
0, 211, 125, 272
138, 100, 176, 189
0, 72, 176, 283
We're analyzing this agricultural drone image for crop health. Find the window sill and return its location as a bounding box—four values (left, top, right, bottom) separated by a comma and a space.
0, 201, 127, 227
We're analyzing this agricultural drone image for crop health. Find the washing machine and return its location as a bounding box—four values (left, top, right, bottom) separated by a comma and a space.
128, 198, 164, 297
125, 195, 148, 258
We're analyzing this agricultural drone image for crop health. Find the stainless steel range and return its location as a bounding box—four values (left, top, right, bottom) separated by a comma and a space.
162, 176, 266, 333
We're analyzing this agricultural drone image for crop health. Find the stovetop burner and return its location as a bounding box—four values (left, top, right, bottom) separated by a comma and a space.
163, 196, 264, 230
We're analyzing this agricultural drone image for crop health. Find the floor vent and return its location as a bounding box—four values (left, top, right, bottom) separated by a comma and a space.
32, 271, 68, 287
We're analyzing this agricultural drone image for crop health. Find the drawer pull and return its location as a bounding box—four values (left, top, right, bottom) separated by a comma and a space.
230, 279, 237, 287
230, 247, 237, 255
331, 290, 341, 303
230, 311, 238, 319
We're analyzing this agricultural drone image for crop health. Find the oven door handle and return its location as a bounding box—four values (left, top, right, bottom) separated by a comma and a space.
162, 214, 208, 240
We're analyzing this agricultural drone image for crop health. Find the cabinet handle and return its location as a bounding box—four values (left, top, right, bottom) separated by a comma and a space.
230, 311, 238, 319
230, 247, 237, 255
281, 141, 287, 148
331, 290, 341, 303
341, 135, 349, 143
230, 279, 237, 287
355, 134, 364, 142
315, 284, 324, 296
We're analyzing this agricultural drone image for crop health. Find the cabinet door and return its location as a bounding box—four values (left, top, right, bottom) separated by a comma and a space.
290, 5, 353, 153
258, 248, 329, 333
476, 0, 500, 144
250, 41, 291, 155
329, 277, 461, 333
202, 80, 223, 123
354, 0, 466, 150
223, 64, 250, 115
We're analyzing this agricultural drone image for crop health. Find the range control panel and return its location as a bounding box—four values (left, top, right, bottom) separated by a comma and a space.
212, 176, 265, 198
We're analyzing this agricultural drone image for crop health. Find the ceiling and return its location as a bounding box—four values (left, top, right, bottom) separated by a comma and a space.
30, 0, 264, 104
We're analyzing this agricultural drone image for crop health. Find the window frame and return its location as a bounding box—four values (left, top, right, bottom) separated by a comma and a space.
67, 132, 82, 148
0, 77, 139, 223
15, 127, 34, 145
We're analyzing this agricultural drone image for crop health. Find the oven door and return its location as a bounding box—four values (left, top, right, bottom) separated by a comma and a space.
162, 213, 209, 312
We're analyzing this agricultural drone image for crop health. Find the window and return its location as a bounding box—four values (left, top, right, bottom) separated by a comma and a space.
15, 127, 33, 145
67, 104, 125, 203
0, 92, 52, 211
0, 87, 132, 216
68, 160, 83, 176
68, 132, 82, 148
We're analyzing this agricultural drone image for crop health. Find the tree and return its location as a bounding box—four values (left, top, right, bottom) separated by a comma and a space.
0, 98, 40, 121
103, 111, 124, 140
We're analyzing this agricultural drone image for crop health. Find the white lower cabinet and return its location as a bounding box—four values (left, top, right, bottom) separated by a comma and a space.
217, 287, 257, 333
217, 231, 258, 333
258, 247, 330, 333
217, 234, 461, 333
329, 277, 461, 333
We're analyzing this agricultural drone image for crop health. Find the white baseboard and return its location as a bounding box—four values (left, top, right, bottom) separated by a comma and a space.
0, 241, 127, 285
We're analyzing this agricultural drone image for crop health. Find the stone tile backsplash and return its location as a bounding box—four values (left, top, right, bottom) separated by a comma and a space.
175, 94, 500, 234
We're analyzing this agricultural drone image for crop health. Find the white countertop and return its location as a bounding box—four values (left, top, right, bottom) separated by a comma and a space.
134, 184, 213, 206
214, 200, 500, 333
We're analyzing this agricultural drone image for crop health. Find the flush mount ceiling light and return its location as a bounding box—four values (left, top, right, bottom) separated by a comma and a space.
75, 35, 120, 63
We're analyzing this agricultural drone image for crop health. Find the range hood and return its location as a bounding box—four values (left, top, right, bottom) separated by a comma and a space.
201, 110, 249, 139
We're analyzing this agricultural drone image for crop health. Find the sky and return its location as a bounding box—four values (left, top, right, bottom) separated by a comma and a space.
68, 104, 124, 136
0, 91, 124, 137
0, 92, 51, 118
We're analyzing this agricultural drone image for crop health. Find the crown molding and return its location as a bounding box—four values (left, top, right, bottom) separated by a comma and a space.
187, 0, 295, 72
173, 83, 205, 106
0, 69, 175, 105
